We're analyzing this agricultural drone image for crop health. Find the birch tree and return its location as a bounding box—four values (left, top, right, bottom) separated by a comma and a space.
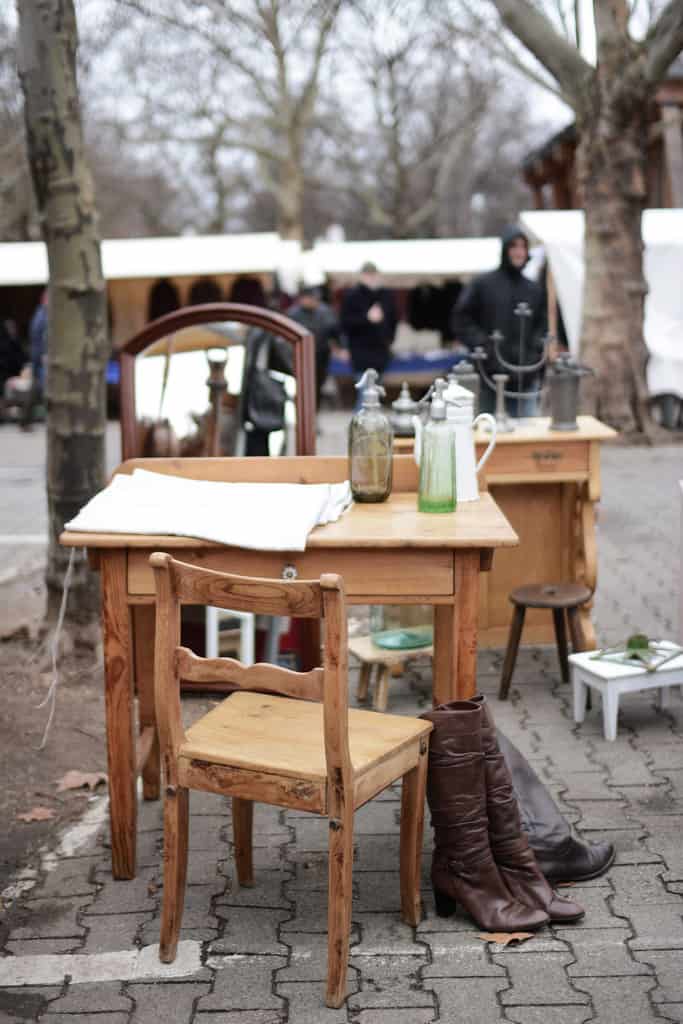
16, 0, 108, 640
482, 0, 683, 434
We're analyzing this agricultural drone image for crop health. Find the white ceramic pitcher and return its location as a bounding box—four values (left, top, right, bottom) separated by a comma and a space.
413, 381, 497, 503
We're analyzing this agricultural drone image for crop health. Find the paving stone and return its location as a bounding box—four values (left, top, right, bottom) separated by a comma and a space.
185, 849, 230, 888
190, 790, 231, 816
614, 784, 678, 816
25, 857, 100, 901
0, 988, 62, 1021
560, 927, 652, 976
422, 931, 506, 977
645, 747, 683, 771
198, 956, 286, 1011
210, 907, 289, 954
627, 905, 683, 950
428, 978, 507, 1022
553, 885, 627, 930
633, 950, 683, 1003
46, 982, 132, 1013
81, 911, 153, 953
355, 1011, 436, 1024
188, 816, 231, 851
567, 799, 632, 830
354, 873, 402, 913
8, 898, 87, 940
280, 891, 353, 935
215, 871, 291, 909
88, 867, 160, 914
128, 980, 211, 1024
139, 900, 220, 946
353, 913, 425, 957
609, 864, 681, 909
505, 1009, 592, 1024
557, 773, 621, 801
132, 830, 164, 868
275, 932, 357, 983
41, 1016, 129, 1024
196, 1014, 283, 1024
495, 952, 589, 1005
276, 983, 349, 1022
576, 976, 659, 1023
542, 743, 597, 774
4, 938, 81, 956
348, 955, 432, 1010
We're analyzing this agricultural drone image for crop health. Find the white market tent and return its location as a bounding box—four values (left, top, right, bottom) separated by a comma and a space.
520, 209, 683, 399
0, 232, 298, 286
307, 237, 502, 287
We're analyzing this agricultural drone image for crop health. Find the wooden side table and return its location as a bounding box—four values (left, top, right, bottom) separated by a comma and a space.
348, 635, 433, 712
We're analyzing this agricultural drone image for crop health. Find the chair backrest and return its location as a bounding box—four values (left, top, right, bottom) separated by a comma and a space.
118, 303, 317, 460
150, 553, 351, 805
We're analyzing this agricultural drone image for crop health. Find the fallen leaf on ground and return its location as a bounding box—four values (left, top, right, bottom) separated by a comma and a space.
56, 770, 108, 793
557, 881, 576, 888
17, 806, 56, 823
478, 931, 534, 948
147, 882, 158, 896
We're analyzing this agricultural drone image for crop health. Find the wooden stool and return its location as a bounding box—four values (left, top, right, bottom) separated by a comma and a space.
349, 635, 434, 713
499, 583, 592, 701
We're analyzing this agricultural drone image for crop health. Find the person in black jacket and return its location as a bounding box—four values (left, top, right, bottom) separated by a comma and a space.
287, 287, 339, 408
453, 226, 547, 416
340, 263, 397, 382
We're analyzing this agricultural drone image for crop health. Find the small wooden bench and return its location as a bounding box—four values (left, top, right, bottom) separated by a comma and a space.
349, 635, 434, 712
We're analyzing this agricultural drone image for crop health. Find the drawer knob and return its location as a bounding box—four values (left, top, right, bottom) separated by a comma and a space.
281, 564, 298, 581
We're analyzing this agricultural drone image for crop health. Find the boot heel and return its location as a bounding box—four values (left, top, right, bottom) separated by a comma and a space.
433, 888, 457, 918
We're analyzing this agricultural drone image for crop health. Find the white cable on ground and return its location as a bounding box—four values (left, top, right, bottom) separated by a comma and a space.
36, 546, 77, 750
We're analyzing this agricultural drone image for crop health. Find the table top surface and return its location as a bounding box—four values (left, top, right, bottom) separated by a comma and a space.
60, 456, 518, 552
474, 415, 617, 444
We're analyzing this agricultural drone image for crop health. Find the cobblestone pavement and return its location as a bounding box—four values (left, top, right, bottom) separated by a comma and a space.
1, 430, 682, 1022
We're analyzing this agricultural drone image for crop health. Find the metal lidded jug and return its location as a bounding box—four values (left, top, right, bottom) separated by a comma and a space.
390, 381, 418, 437
548, 354, 593, 432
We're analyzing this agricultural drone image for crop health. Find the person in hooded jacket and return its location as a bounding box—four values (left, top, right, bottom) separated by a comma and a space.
340, 262, 398, 379
452, 226, 547, 416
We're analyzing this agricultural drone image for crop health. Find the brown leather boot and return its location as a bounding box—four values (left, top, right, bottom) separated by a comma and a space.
473, 696, 584, 924
420, 701, 548, 932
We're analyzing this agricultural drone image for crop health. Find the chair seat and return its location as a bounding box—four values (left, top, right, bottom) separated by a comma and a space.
510, 582, 591, 610
180, 691, 432, 783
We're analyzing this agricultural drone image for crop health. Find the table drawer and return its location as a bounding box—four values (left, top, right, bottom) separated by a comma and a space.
128, 548, 454, 598
477, 440, 589, 481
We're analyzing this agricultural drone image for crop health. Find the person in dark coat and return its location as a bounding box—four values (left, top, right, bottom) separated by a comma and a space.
453, 226, 547, 415
339, 262, 397, 381
287, 287, 339, 408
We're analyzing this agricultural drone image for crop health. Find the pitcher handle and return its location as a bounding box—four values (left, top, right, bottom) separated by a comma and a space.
474, 413, 497, 475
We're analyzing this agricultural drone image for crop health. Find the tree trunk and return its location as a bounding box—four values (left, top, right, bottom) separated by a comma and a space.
17, 0, 108, 641
277, 156, 305, 242
576, 83, 652, 436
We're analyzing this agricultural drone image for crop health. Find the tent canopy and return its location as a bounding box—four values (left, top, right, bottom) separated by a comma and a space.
520, 209, 683, 398
0, 232, 297, 287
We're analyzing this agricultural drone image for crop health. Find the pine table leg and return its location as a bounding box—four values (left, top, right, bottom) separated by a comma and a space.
101, 551, 137, 879
133, 605, 160, 801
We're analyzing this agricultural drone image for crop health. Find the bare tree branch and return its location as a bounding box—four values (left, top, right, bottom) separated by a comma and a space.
643, 0, 683, 84
489, 0, 593, 106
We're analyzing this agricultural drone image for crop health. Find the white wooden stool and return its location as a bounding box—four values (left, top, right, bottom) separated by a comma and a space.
570, 645, 683, 741
348, 635, 433, 713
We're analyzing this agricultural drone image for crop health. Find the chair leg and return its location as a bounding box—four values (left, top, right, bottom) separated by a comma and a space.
159, 786, 189, 963
567, 606, 591, 709
374, 666, 390, 712
499, 605, 525, 700
399, 740, 429, 927
553, 608, 570, 683
326, 807, 354, 1008
232, 797, 254, 887
357, 662, 372, 703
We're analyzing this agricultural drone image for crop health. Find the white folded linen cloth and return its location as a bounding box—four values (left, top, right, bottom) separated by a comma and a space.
65, 468, 353, 552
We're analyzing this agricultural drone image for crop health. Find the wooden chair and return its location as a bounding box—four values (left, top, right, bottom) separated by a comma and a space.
151, 553, 433, 1009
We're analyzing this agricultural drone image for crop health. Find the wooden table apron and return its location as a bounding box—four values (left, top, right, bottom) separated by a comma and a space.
61, 455, 517, 879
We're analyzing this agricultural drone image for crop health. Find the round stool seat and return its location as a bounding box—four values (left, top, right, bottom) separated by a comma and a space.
510, 583, 591, 610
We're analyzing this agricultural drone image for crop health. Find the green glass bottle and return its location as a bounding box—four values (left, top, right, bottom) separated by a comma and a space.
418, 380, 456, 513
348, 369, 393, 503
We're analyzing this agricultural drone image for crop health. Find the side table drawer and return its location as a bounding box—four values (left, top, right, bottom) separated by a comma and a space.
128, 548, 454, 598
477, 440, 589, 481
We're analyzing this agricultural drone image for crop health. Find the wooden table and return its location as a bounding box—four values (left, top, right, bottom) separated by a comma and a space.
474, 416, 616, 649
394, 416, 616, 649
61, 455, 517, 879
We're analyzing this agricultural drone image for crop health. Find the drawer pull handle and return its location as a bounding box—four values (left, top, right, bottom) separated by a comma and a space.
532, 450, 563, 464
281, 564, 298, 581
